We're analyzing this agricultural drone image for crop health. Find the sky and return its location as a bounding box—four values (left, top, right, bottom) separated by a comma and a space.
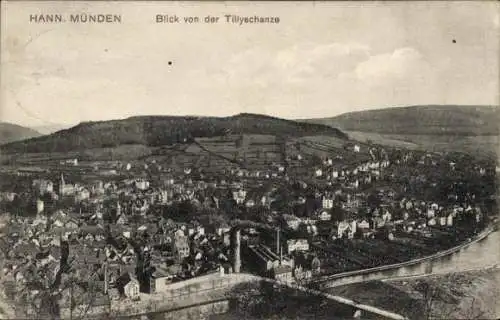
1, 1, 499, 127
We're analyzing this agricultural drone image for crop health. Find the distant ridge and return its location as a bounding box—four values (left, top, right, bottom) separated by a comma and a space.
1, 113, 348, 153
302, 105, 500, 136
0, 122, 41, 145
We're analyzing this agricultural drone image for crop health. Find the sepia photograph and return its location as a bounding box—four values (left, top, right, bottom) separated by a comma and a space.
0, 1, 499, 319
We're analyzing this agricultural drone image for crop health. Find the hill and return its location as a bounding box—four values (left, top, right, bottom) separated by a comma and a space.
1, 113, 348, 154
303, 105, 500, 136
0, 122, 41, 145
32, 124, 73, 135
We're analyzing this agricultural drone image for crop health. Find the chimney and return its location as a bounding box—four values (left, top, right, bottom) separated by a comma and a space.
104, 262, 108, 294
232, 229, 241, 273
276, 227, 280, 255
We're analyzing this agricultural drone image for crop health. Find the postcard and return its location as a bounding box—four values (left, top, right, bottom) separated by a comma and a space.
0, 1, 499, 319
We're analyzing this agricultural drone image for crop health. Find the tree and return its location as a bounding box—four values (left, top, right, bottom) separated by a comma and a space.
416, 281, 437, 319
416, 276, 489, 320
330, 206, 346, 222
367, 192, 382, 209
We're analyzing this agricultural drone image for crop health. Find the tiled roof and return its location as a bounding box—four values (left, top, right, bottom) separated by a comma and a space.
274, 264, 292, 274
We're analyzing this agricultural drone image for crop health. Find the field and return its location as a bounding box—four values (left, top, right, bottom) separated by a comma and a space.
196, 134, 284, 169
0, 144, 153, 165
344, 131, 421, 150
0, 133, 362, 175
346, 131, 499, 159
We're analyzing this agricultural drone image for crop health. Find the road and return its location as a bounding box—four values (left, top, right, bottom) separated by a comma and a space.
380, 264, 500, 283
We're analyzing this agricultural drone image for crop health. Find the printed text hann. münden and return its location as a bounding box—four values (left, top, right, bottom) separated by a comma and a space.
29, 14, 122, 23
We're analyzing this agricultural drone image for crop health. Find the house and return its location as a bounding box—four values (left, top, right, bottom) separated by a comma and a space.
74, 189, 90, 202
59, 174, 76, 196
286, 239, 309, 254
296, 196, 306, 205
135, 179, 150, 191
187, 225, 205, 237
293, 265, 312, 281
60, 158, 78, 166
302, 224, 318, 236
355, 178, 361, 188
33, 179, 54, 195
150, 263, 183, 293
53, 218, 66, 228
356, 227, 374, 239
428, 217, 436, 226
331, 170, 339, 179
316, 210, 331, 221
372, 217, 385, 229
405, 201, 414, 210
416, 218, 427, 229
427, 208, 436, 218
116, 273, 140, 300
335, 220, 356, 239
382, 210, 392, 222
173, 230, 190, 260
446, 213, 453, 226
283, 215, 301, 230
439, 216, 447, 226
402, 221, 414, 233
273, 264, 293, 282
35, 199, 44, 214
116, 214, 128, 225
315, 169, 323, 177
90, 180, 105, 195
357, 219, 370, 229
232, 189, 247, 204
294, 253, 321, 277
260, 196, 272, 207
355, 219, 372, 238
322, 196, 334, 209
245, 199, 255, 208
403, 211, 410, 220
64, 219, 79, 229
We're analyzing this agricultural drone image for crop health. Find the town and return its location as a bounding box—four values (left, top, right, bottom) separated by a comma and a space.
0, 136, 497, 318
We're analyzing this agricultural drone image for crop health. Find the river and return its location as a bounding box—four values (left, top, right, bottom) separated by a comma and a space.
427, 227, 500, 274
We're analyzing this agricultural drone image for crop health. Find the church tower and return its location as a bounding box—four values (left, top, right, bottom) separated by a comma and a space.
59, 173, 65, 196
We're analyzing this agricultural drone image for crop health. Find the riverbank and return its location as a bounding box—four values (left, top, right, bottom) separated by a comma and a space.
327, 266, 500, 320
390, 267, 500, 319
